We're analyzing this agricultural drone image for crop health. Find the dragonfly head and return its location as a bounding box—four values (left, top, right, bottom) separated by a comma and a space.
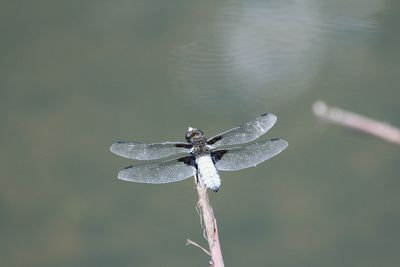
185, 127, 204, 143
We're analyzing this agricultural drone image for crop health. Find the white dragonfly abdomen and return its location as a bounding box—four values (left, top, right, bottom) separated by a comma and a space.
195, 155, 221, 192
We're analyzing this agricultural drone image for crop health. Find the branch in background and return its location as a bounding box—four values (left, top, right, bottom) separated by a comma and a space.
313, 100, 400, 145
187, 176, 225, 267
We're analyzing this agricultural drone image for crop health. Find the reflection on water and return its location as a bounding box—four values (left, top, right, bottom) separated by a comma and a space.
171, 0, 381, 107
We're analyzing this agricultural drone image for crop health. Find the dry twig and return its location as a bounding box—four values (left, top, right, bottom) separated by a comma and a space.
313, 100, 400, 145
186, 239, 211, 256
189, 175, 225, 267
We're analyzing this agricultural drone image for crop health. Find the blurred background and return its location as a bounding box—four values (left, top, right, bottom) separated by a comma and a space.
1, 0, 399, 266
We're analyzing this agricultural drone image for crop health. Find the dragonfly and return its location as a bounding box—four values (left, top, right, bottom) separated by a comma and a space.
110, 113, 288, 192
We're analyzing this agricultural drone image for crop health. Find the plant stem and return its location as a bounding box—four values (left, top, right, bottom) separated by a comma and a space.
195, 176, 225, 267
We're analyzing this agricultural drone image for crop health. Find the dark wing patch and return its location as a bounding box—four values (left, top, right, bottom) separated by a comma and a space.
178, 155, 196, 167
208, 135, 222, 145
211, 150, 228, 164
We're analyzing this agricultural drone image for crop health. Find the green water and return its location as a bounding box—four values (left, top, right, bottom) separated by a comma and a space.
1, 1, 399, 266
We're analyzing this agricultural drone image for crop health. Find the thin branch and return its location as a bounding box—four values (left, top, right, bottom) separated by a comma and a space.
313, 100, 400, 145
193, 175, 225, 267
186, 239, 211, 256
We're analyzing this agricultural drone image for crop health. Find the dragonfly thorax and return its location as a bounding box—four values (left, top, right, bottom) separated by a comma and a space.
186, 127, 210, 158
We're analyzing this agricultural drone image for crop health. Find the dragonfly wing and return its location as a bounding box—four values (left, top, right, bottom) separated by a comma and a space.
117, 156, 196, 184
110, 141, 192, 160
212, 138, 288, 171
207, 113, 277, 148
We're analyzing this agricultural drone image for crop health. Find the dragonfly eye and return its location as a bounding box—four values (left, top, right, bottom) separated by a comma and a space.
185, 131, 193, 142
185, 128, 204, 142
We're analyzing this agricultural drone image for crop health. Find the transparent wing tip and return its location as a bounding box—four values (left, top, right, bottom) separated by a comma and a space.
281, 139, 289, 150
110, 143, 124, 155
109, 143, 117, 153
260, 113, 277, 123
273, 138, 289, 152
117, 167, 133, 182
